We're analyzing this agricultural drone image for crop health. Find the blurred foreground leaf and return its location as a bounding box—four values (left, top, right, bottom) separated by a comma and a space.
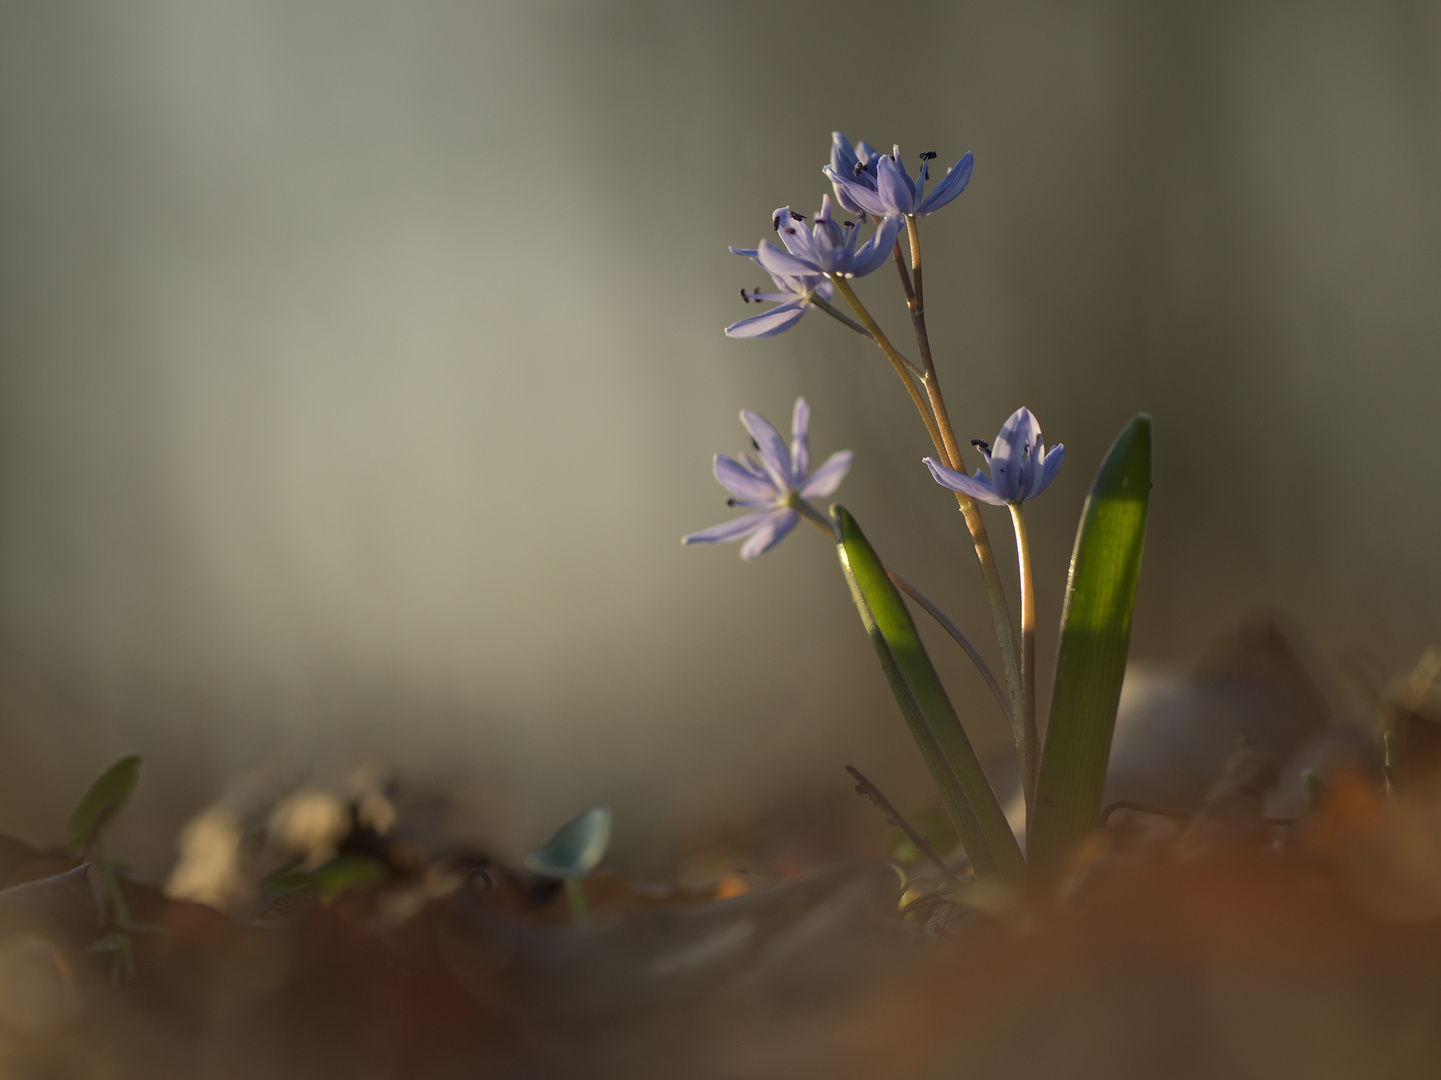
65, 755, 141, 853
834, 505, 1024, 890
524, 804, 612, 880
269, 854, 389, 897
1028, 414, 1151, 900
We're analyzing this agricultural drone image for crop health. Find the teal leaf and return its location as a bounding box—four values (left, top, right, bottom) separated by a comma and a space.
833, 506, 1024, 890
1028, 414, 1151, 899
65, 755, 142, 854
524, 804, 612, 880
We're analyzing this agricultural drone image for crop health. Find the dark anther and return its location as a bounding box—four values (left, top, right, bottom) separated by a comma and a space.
788, 209, 805, 221
726, 498, 740, 507
971, 439, 991, 453
783, 227, 797, 235
751, 438, 760, 451
853, 161, 866, 176
920, 151, 937, 162
740, 288, 750, 303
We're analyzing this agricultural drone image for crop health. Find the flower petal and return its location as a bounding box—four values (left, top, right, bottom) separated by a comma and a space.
740, 409, 792, 489
682, 508, 778, 546
1033, 444, 1064, 499
799, 449, 855, 498
924, 457, 1005, 505
876, 154, 917, 215
822, 167, 893, 218
917, 152, 973, 216
988, 407, 1040, 503
724, 301, 808, 339
790, 398, 810, 482
714, 454, 779, 500
845, 214, 904, 277
739, 509, 799, 560
755, 240, 820, 279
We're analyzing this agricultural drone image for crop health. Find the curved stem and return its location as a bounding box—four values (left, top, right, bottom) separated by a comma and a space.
797, 500, 1009, 725
828, 275, 946, 460
809, 294, 871, 336
902, 217, 1025, 762
885, 567, 1010, 722
1007, 503, 1038, 821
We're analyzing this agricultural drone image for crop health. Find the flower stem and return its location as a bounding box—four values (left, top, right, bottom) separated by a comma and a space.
797, 498, 1009, 728
902, 217, 1026, 762
884, 567, 1010, 722
1007, 502, 1039, 820
564, 877, 592, 929
810, 294, 872, 337
827, 275, 945, 459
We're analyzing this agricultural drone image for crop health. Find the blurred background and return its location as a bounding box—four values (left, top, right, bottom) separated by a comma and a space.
0, 0, 1436, 878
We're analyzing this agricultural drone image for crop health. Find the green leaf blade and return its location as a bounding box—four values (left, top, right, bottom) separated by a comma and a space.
65, 755, 142, 854
1029, 414, 1151, 899
834, 506, 1024, 890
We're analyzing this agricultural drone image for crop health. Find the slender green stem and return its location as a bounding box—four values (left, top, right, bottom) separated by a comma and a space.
94, 836, 132, 929
797, 499, 1008, 721
564, 877, 592, 929
809, 294, 872, 336
1008, 502, 1038, 820
827, 275, 946, 459
884, 567, 1010, 722
902, 218, 1025, 758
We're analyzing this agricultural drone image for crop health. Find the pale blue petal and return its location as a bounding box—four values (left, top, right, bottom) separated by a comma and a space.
799, 450, 854, 498
728, 246, 759, 259
924, 457, 1005, 505
755, 240, 820, 279
988, 407, 1039, 503
725, 301, 807, 339
714, 454, 779, 500
739, 509, 799, 560
740, 409, 792, 489
823, 167, 892, 218
1034, 444, 1064, 498
876, 154, 916, 215
830, 131, 859, 175
846, 215, 904, 277
682, 509, 777, 546
790, 398, 810, 482
917, 152, 973, 216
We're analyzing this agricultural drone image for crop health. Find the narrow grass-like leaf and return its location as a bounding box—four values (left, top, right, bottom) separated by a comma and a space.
65, 755, 142, 853
1028, 415, 1151, 900
834, 506, 1025, 889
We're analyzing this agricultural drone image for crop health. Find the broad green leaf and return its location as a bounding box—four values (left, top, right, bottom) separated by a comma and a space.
524, 804, 612, 880
65, 755, 142, 853
834, 506, 1025, 890
1028, 414, 1151, 899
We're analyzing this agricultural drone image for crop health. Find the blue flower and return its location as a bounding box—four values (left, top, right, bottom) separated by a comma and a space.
741, 197, 903, 284
723, 264, 833, 339
824, 135, 974, 220
684, 399, 854, 560
924, 407, 1063, 505
826, 132, 884, 216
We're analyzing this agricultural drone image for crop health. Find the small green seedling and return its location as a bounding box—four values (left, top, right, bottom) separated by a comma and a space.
524, 804, 611, 929
65, 754, 142, 984
65, 754, 142, 930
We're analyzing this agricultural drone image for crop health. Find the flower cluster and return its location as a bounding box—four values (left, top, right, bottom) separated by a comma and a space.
824, 132, 974, 220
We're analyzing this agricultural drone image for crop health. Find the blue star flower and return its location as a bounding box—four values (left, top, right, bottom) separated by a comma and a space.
824, 135, 974, 220
924, 407, 1063, 505
683, 399, 854, 560
723, 263, 833, 339
742, 197, 903, 284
